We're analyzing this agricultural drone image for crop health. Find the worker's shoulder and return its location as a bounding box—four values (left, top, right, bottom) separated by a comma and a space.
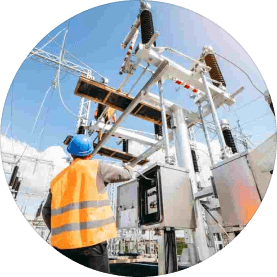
51, 165, 70, 185
74, 159, 101, 170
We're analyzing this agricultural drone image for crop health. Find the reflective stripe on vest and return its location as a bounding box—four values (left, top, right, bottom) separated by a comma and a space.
50, 159, 117, 249
51, 199, 111, 216
52, 216, 115, 236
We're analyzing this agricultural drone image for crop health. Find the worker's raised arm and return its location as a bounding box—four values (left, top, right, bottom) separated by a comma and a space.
99, 161, 133, 184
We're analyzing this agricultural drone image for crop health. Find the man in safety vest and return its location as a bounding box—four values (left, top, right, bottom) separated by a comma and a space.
42, 134, 133, 273
94, 103, 117, 124
94, 103, 117, 142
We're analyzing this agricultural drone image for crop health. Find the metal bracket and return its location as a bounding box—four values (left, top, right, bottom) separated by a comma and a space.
170, 112, 177, 129
145, 32, 160, 49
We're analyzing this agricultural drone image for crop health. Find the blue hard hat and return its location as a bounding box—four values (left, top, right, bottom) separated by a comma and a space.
67, 134, 93, 157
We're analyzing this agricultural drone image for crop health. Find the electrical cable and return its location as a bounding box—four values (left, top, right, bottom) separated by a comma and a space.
233, 95, 263, 113
134, 170, 154, 181
201, 203, 231, 240
10, 82, 15, 157
214, 52, 266, 96
4, 122, 11, 137
239, 112, 272, 127
16, 85, 52, 164
56, 66, 79, 118
32, 89, 55, 174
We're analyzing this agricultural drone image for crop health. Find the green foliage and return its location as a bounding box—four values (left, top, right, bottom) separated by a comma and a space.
177, 241, 187, 255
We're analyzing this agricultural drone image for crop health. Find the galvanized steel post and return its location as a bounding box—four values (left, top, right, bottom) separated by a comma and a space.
158, 80, 172, 164
200, 71, 227, 158
198, 104, 215, 167
170, 105, 211, 262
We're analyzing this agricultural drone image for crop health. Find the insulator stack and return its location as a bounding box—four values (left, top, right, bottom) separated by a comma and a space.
77, 125, 85, 135
12, 177, 19, 190
205, 54, 226, 88
140, 10, 156, 46
9, 165, 19, 188
96, 103, 105, 119
270, 102, 275, 115
154, 124, 163, 137
123, 139, 129, 153
220, 119, 238, 154
191, 149, 200, 173
35, 202, 43, 218
222, 129, 238, 154
14, 179, 21, 200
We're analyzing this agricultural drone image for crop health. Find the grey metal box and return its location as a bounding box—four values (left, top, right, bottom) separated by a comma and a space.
212, 153, 261, 227
116, 163, 195, 229
116, 179, 139, 229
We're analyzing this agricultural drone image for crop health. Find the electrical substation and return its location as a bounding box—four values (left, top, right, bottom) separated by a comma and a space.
2, 0, 276, 275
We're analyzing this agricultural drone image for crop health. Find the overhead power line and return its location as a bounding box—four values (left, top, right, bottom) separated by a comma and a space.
16, 85, 52, 164
214, 52, 266, 96
239, 112, 272, 127
233, 95, 263, 113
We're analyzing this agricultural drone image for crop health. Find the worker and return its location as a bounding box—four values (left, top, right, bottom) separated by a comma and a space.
94, 103, 117, 124
94, 103, 117, 142
42, 134, 133, 273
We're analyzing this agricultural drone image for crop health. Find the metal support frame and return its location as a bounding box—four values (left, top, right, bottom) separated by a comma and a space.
1, 152, 54, 165
198, 104, 215, 166
75, 97, 91, 134
29, 33, 102, 135
29, 48, 93, 79
200, 71, 228, 158
135, 43, 233, 103
170, 105, 211, 262
158, 80, 173, 165
194, 186, 214, 200
89, 120, 158, 146
129, 139, 163, 167
157, 229, 165, 275
91, 90, 146, 158
127, 63, 150, 95
89, 106, 109, 137
91, 60, 170, 158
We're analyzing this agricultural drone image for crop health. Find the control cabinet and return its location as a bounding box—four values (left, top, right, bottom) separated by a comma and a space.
212, 152, 261, 227
116, 163, 195, 229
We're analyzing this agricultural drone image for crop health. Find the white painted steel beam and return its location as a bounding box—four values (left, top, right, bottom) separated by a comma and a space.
29, 48, 93, 79
91, 60, 170, 158
194, 186, 214, 200
91, 90, 147, 158
129, 139, 164, 167
89, 121, 158, 146
136, 44, 234, 104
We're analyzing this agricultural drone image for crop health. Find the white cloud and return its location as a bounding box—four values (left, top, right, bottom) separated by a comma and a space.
1, 134, 69, 201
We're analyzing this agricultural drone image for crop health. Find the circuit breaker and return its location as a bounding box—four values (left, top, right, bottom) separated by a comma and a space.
116, 163, 195, 229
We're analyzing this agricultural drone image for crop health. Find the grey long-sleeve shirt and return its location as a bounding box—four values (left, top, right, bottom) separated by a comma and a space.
42, 160, 133, 230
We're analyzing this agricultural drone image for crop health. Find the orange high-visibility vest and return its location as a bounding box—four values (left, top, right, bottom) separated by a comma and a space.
107, 107, 116, 123
50, 159, 117, 249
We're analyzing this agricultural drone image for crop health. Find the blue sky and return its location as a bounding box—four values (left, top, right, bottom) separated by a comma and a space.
1, 1, 276, 225
1, 0, 276, 157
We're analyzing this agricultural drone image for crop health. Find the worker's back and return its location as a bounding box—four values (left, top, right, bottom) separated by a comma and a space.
50, 159, 117, 250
